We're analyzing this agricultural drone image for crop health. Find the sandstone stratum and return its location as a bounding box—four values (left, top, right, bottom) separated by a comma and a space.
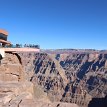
0, 49, 107, 107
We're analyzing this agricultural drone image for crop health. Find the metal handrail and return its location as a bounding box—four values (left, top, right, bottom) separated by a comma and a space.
0, 44, 40, 49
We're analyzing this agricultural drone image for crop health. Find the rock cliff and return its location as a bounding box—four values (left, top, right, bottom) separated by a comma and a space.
0, 50, 107, 107
19, 51, 107, 107
0, 52, 79, 107
0, 53, 34, 107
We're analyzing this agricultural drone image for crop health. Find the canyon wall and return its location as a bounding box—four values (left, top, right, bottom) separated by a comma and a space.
0, 52, 79, 107
0, 51, 106, 107
19, 51, 107, 107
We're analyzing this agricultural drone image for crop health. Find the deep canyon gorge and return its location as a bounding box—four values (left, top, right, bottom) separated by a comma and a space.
0, 49, 107, 107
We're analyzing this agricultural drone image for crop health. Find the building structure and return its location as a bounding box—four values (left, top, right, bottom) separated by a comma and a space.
0, 29, 11, 47
0, 29, 40, 58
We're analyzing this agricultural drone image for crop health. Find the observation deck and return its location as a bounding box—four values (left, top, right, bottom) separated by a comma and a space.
0, 29, 40, 57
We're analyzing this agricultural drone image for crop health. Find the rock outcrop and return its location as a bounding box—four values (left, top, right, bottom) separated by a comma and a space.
0, 53, 34, 107
0, 52, 79, 107
88, 95, 107, 107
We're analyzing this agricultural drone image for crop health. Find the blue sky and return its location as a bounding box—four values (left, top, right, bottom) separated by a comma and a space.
0, 0, 107, 49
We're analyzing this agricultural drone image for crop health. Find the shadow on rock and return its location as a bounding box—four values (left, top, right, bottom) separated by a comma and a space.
88, 95, 107, 107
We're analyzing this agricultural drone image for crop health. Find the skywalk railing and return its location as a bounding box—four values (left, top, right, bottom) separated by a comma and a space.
0, 44, 40, 49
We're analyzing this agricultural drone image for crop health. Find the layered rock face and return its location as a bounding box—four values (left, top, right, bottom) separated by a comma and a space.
19, 52, 107, 107
19, 53, 65, 102
0, 53, 34, 107
0, 52, 79, 107
0, 53, 24, 82
1, 51, 106, 107
59, 53, 107, 97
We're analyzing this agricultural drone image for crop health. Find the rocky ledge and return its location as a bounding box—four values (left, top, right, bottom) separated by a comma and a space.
0, 52, 79, 107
